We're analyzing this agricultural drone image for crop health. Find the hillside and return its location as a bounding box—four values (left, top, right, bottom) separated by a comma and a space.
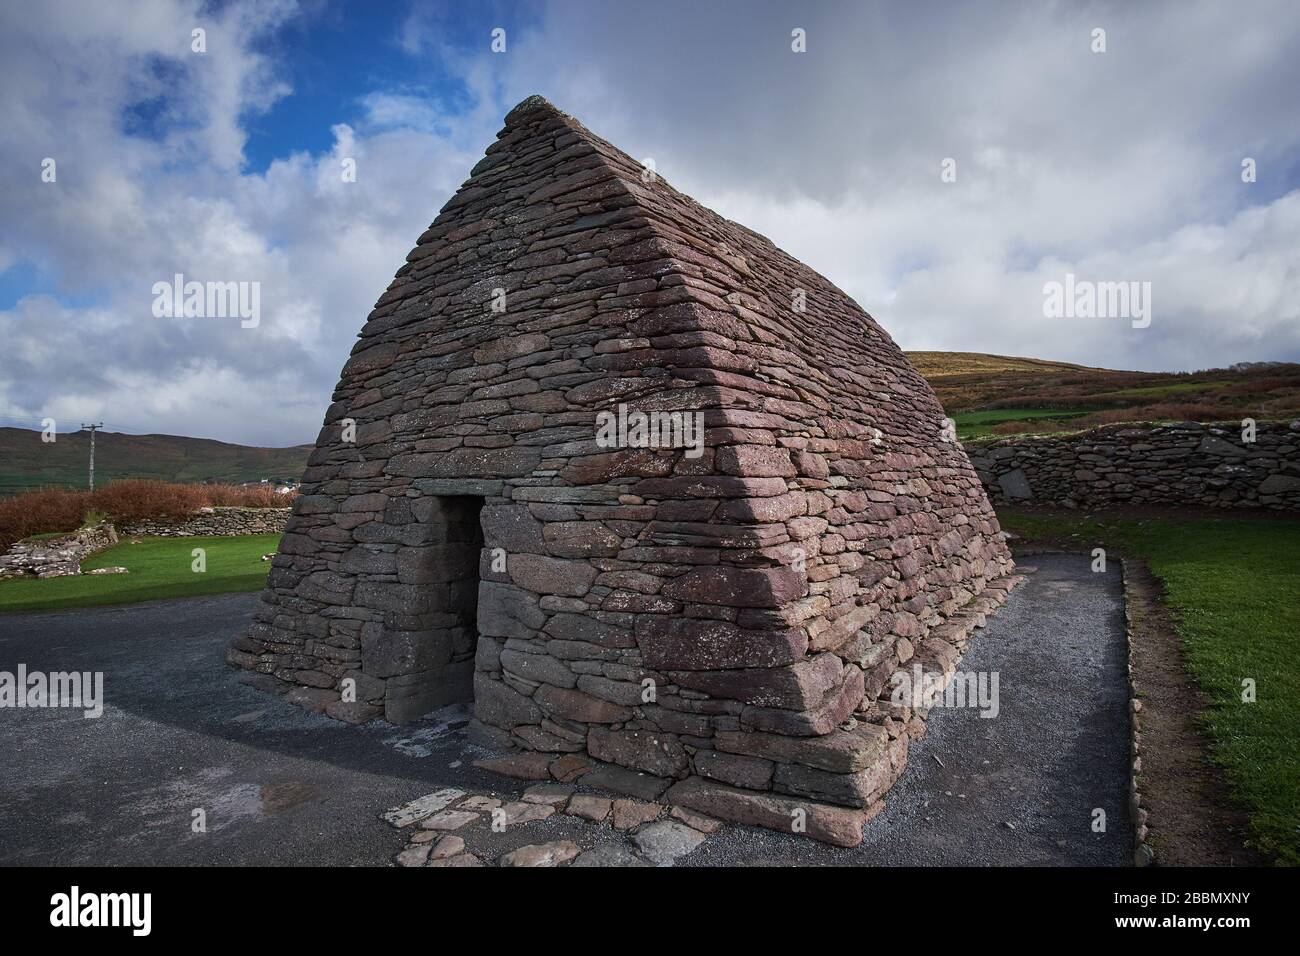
906, 351, 1300, 438
3, 352, 1297, 493
0, 428, 312, 496
907, 351, 1094, 380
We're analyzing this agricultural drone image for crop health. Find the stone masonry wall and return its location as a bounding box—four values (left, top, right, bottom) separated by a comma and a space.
228, 97, 1019, 846
968, 421, 1300, 510
119, 506, 290, 538
0, 523, 119, 580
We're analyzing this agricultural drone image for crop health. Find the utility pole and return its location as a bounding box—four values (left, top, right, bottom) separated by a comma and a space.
80, 423, 103, 491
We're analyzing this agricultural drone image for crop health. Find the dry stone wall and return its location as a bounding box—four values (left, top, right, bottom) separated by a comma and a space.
968, 421, 1300, 510
228, 96, 1020, 846
0, 523, 118, 580
120, 506, 290, 537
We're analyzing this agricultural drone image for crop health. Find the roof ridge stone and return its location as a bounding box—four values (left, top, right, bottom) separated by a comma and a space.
502, 94, 565, 126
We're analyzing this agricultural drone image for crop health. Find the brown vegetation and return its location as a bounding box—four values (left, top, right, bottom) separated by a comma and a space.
0, 480, 293, 552
909, 352, 1300, 430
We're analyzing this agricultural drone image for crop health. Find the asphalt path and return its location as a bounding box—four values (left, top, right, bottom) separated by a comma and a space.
0, 553, 1130, 866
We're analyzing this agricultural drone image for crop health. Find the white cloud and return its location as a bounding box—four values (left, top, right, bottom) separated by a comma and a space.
1, 0, 1298, 447
471, 0, 1300, 373
0, 0, 489, 445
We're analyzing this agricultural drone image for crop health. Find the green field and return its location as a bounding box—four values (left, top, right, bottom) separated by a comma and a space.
0, 533, 280, 613
1086, 381, 1226, 401
999, 508, 1300, 865
950, 407, 1096, 439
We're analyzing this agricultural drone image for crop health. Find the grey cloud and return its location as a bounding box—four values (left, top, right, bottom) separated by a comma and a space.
2, 0, 1298, 447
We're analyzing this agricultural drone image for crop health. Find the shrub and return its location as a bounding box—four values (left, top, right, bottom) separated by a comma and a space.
0, 488, 89, 552
0, 480, 295, 552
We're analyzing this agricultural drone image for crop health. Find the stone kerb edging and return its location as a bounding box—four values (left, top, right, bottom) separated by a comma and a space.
1120, 557, 1155, 866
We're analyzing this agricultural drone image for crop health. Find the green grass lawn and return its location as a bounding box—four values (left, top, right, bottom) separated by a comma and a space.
0, 533, 280, 613
950, 407, 1097, 439
999, 508, 1300, 865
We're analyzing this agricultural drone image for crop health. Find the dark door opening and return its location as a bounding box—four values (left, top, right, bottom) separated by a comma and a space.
385, 494, 483, 723
440, 494, 485, 700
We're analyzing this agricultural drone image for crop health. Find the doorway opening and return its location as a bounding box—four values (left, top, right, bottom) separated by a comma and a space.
384, 494, 484, 723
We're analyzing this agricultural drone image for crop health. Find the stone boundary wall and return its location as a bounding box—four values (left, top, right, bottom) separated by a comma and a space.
0, 523, 118, 579
966, 421, 1300, 510
119, 506, 290, 538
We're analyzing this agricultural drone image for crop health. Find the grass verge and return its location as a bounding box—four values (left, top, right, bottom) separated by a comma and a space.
999, 507, 1300, 865
0, 533, 280, 614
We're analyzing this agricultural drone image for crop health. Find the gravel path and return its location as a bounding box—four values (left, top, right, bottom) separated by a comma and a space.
0, 553, 1131, 866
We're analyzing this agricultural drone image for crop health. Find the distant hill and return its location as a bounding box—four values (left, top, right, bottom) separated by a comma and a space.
4, 351, 1297, 493
0, 428, 312, 497
907, 351, 1096, 380
906, 351, 1300, 438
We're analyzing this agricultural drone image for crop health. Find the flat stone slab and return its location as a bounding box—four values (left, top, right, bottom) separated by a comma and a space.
580, 764, 671, 801
499, 840, 581, 867
671, 807, 723, 833
498, 801, 556, 827
548, 754, 594, 782
664, 777, 871, 848
472, 753, 552, 780
611, 799, 662, 831
566, 794, 613, 822
631, 821, 708, 865
521, 783, 575, 806
429, 836, 465, 859
395, 844, 430, 867
382, 789, 466, 828
572, 844, 652, 867
418, 810, 479, 831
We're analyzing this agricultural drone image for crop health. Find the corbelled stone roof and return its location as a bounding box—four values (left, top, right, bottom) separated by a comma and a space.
230, 95, 1020, 848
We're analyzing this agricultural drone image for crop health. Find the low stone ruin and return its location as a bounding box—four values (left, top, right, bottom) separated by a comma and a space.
0, 523, 119, 580
228, 96, 1021, 845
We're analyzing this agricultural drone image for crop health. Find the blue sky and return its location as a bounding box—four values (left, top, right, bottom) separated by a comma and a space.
2, 1, 511, 310
2, 0, 1299, 445
239, 3, 513, 172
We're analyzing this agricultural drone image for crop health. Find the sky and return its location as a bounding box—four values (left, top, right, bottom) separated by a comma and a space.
1, 0, 1298, 447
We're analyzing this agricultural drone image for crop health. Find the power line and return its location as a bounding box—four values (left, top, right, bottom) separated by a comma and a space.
0, 416, 156, 435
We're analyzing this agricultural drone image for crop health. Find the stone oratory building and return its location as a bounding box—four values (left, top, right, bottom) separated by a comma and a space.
229, 96, 1021, 846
